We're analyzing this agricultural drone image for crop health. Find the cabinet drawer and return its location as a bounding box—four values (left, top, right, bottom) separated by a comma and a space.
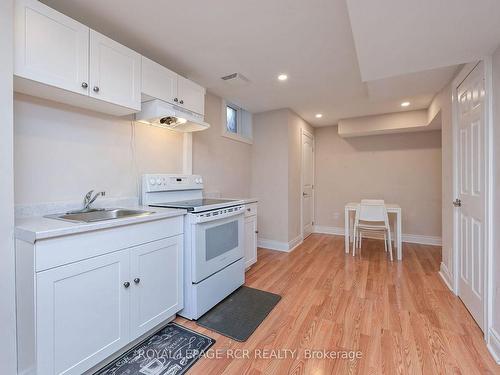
36, 216, 183, 271
244, 203, 258, 217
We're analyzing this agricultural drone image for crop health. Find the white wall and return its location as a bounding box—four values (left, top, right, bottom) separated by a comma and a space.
428, 83, 454, 281
0, 1, 18, 374
251, 109, 290, 243
314, 126, 442, 238
251, 109, 314, 246
193, 93, 252, 198
14, 94, 184, 205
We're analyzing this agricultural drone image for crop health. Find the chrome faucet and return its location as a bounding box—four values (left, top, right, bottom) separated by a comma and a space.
83, 190, 106, 210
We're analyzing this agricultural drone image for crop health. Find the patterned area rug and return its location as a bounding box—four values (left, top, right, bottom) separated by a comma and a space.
94, 322, 215, 375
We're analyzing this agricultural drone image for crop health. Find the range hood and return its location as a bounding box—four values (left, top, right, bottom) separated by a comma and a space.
135, 99, 210, 132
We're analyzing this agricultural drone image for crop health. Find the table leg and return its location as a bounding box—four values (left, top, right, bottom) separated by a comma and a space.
344, 207, 349, 253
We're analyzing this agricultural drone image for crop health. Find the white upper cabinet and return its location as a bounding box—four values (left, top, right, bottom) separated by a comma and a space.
90, 31, 141, 111
141, 56, 205, 115
14, 0, 90, 95
177, 76, 205, 115
142, 56, 178, 105
14, 0, 205, 117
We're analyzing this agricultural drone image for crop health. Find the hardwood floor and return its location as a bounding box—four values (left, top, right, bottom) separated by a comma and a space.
176, 234, 499, 374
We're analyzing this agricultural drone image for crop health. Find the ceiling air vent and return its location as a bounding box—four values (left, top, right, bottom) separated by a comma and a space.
221, 73, 250, 86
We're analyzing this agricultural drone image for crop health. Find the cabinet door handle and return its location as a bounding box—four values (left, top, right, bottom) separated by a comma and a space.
255, 230, 259, 234
123, 281, 130, 288
174, 97, 178, 102
93, 86, 100, 93
179, 99, 184, 104
81, 82, 88, 89
134, 278, 140, 284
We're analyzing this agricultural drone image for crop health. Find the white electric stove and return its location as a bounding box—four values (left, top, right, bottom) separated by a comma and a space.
141, 174, 246, 320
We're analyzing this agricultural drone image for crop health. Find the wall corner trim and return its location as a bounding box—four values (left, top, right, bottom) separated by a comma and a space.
487, 328, 500, 364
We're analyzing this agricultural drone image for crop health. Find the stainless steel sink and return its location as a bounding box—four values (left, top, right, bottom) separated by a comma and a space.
45, 208, 155, 223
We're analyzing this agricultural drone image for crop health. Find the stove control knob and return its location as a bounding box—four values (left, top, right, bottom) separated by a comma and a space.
156, 178, 162, 185
149, 178, 156, 185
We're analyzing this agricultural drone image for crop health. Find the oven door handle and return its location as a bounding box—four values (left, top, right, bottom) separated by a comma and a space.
194, 207, 244, 223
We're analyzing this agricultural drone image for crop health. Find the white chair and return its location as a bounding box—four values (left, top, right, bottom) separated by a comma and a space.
352, 201, 393, 261
357, 199, 385, 248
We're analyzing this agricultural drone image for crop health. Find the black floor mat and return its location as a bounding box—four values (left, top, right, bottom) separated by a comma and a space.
94, 322, 215, 375
196, 286, 281, 342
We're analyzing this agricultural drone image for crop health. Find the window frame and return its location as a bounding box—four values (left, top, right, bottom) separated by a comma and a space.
221, 100, 253, 144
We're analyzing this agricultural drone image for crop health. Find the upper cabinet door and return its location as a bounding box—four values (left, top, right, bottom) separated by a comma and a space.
130, 236, 183, 340
89, 30, 141, 111
14, 0, 90, 95
142, 56, 178, 105
177, 76, 205, 115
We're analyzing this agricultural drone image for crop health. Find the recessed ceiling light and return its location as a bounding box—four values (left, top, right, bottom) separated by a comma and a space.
315, 113, 323, 118
277, 74, 288, 81
401, 101, 410, 107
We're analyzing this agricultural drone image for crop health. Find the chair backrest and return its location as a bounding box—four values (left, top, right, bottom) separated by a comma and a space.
358, 202, 388, 223
361, 199, 385, 204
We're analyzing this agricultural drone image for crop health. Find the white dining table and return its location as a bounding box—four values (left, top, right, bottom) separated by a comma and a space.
344, 202, 403, 260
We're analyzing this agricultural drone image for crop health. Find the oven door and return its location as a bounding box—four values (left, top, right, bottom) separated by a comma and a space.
191, 212, 244, 283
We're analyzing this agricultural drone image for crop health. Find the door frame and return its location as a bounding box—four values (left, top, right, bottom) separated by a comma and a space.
451, 58, 493, 341
300, 128, 315, 239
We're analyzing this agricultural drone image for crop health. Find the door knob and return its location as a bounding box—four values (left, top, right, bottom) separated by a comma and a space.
93, 86, 100, 93
179, 99, 184, 104
174, 97, 178, 102
134, 278, 140, 284
81, 82, 88, 89
453, 199, 462, 207
123, 281, 130, 288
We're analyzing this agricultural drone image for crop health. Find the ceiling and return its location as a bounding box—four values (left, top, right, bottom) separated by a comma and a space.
42, 0, 499, 126
346, 0, 500, 81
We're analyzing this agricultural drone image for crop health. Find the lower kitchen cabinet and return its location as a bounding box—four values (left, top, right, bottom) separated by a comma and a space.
130, 236, 183, 339
16, 217, 184, 375
244, 203, 258, 269
36, 250, 131, 375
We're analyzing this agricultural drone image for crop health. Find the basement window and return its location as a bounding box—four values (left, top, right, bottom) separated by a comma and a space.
222, 101, 253, 144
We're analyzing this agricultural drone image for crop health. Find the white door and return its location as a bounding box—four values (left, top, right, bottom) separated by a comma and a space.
14, 0, 89, 95
36, 251, 130, 375
456, 62, 486, 330
244, 215, 257, 269
130, 236, 183, 340
177, 76, 205, 115
89, 30, 141, 110
141, 56, 179, 105
301, 131, 314, 239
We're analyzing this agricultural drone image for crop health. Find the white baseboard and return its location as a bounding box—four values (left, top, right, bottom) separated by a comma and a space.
313, 226, 442, 246
313, 225, 344, 236
439, 262, 454, 292
488, 328, 500, 364
258, 235, 303, 253
403, 234, 442, 246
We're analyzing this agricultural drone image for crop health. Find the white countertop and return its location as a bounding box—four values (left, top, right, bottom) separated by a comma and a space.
15, 206, 187, 243
237, 198, 259, 204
